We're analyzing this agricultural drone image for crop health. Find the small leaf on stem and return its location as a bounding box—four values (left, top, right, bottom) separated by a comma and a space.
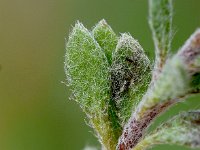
149, 0, 173, 78
134, 110, 200, 150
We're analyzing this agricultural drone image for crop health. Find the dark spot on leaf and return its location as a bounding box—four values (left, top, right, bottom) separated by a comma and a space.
125, 57, 134, 63
192, 119, 200, 125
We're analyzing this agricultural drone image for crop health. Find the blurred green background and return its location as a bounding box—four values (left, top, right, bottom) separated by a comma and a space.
0, 0, 200, 150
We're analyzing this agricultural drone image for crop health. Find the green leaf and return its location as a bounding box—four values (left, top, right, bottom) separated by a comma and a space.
149, 0, 173, 70
134, 110, 200, 150
92, 19, 118, 65
65, 22, 109, 111
64, 22, 121, 150
111, 33, 151, 125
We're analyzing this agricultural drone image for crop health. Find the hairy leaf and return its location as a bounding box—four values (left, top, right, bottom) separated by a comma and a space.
92, 19, 118, 64
111, 33, 151, 125
64, 22, 121, 150
149, 0, 173, 76
134, 110, 200, 150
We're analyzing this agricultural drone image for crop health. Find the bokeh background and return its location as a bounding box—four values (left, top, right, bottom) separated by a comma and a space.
0, 0, 200, 150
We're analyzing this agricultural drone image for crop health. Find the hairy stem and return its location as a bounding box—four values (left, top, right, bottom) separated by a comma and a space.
117, 100, 174, 150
